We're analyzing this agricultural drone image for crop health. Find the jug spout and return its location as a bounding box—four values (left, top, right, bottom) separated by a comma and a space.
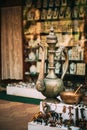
36, 44, 46, 92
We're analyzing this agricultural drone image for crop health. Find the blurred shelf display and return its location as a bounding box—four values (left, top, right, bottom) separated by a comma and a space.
23, 0, 87, 85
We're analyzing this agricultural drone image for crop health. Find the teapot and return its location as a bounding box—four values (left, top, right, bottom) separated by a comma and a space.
36, 27, 69, 103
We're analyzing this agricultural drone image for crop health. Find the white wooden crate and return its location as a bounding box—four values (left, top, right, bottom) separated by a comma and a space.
7, 86, 45, 99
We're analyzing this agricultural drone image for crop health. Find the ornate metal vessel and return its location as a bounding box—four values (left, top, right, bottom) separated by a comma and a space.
36, 27, 68, 102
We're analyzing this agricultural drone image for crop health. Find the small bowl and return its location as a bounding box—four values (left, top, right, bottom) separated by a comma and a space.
60, 91, 82, 104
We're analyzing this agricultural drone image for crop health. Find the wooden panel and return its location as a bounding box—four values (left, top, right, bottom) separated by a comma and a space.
0, 0, 22, 7
0, 11, 1, 80
1, 6, 23, 80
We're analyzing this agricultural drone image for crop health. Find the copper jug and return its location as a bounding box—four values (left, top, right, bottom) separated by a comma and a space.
36, 27, 69, 102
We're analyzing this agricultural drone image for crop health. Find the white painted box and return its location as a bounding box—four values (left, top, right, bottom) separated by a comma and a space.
7, 86, 45, 99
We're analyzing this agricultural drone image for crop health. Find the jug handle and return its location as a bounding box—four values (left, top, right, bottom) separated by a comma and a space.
61, 48, 69, 80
